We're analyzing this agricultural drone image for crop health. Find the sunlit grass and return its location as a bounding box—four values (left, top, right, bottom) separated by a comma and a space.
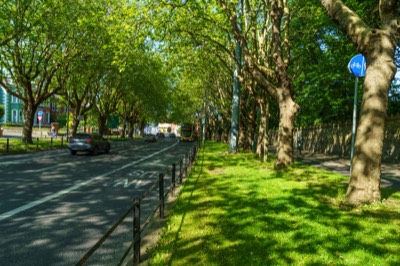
148, 141, 400, 266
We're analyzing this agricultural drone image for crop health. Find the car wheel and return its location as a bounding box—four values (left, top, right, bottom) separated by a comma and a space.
91, 147, 98, 156
71, 150, 77, 155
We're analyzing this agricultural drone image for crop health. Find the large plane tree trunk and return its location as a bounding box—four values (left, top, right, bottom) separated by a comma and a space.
22, 104, 37, 144
275, 90, 298, 168
320, 0, 399, 205
347, 34, 397, 204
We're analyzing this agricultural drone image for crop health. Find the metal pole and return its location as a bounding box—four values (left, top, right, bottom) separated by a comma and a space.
133, 197, 141, 264
171, 164, 176, 196
159, 174, 164, 219
350, 77, 359, 172
179, 159, 183, 184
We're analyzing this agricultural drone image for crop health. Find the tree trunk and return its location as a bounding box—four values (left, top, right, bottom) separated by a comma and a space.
22, 104, 36, 144
347, 36, 397, 204
71, 117, 80, 137
319, 0, 399, 205
275, 92, 298, 168
128, 121, 134, 138
98, 116, 107, 136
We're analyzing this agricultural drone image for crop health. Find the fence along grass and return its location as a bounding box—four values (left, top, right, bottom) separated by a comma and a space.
0, 137, 67, 154
268, 116, 400, 163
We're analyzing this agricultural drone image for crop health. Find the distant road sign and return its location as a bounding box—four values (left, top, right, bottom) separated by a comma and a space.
38, 111, 43, 116
348, 54, 366, 77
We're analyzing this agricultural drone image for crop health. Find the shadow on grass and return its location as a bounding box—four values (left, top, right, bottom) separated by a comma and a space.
148, 142, 400, 266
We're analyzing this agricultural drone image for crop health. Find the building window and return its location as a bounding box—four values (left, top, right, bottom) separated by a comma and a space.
11, 96, 19, 103
12, 110, 18, 122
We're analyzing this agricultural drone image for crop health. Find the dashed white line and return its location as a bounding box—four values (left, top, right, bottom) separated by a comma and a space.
0, 142, 178, 222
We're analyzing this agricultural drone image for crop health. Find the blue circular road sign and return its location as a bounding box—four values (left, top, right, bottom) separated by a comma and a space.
348, 54, 366, 77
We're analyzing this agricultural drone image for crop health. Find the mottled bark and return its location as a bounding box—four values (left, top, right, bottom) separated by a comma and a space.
320, 0, 399, 205
256, 99, 270, 162
220, 0, 298, 167
22, 104, 37, 144
275, 91, 298, 167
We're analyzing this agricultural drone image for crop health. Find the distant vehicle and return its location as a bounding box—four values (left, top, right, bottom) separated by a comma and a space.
180, 123, 196, 142
169, 133, 176, 138
144, 134, 157, 142
68, 133, 110, 155
156, 132, 165, 138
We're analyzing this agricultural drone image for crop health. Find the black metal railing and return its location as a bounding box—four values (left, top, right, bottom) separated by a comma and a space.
76, 144, 198, 265
0, 137, 66, 153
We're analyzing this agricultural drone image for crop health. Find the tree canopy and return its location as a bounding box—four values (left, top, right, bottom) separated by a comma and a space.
1, 0, 399, 204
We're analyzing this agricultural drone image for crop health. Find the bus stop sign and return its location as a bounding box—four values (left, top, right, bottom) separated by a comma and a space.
348, 54, 366, 77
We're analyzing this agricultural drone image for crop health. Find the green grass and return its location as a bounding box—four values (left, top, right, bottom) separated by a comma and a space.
0, 137, 68, 154
148, 141, 400, 266
0, 130, 129, 154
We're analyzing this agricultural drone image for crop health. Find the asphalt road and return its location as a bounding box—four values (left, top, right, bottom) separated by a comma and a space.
0, 138, 196, 265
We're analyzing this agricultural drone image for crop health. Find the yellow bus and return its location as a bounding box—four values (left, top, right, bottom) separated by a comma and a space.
180, 123, 195, 142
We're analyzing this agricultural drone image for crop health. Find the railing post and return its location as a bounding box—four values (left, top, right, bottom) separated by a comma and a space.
37, 138, 39, 151
159, 173, 165, 219
61, 136, 63, 147
192, 146, 197, 162
6, 138, 9, 153
171, 164, 176, 196
133, 197, 141, 264
184, 154, 188, 178
179, 159, 183, 184
51, 137, 53, 147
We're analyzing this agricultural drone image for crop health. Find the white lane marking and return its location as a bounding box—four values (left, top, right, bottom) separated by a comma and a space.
113, 179, 151, 188
0, 142, 179, 222
114, 178, 129, 188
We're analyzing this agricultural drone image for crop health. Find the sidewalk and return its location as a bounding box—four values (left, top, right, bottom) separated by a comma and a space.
295, 151, 400, 191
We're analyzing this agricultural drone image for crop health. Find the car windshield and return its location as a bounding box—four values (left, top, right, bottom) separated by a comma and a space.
73, 134, 91, 139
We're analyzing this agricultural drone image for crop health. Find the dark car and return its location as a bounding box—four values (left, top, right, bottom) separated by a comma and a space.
156, 132, 165, 138
68, 133, 110, 155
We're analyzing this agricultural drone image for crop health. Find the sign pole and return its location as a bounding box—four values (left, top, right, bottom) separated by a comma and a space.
350, 77, 358, 172
347, 54, 366, 173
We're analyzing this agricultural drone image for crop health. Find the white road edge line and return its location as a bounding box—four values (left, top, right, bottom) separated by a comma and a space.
0, 142, 179, 222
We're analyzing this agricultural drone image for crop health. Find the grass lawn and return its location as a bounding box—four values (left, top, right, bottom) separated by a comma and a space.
147, 141, 400, 266
0, 137, 67, 154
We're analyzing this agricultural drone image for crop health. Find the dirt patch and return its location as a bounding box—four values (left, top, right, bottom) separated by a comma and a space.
208, 168, 226, 175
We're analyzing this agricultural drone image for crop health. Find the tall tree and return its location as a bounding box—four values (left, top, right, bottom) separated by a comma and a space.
0, 0, 86, 143
220, 0, 299, 167
320, 0, 399, 205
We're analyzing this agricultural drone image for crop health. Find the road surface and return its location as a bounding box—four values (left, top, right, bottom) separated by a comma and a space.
0, 138, 196, 265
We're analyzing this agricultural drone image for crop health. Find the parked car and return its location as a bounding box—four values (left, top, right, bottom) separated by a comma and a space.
68, 133, 110, 155
144, 134, 157, 142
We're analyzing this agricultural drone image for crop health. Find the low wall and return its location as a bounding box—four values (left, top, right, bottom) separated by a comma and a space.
271, 116, 400, 163
1, 128, 53, 138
